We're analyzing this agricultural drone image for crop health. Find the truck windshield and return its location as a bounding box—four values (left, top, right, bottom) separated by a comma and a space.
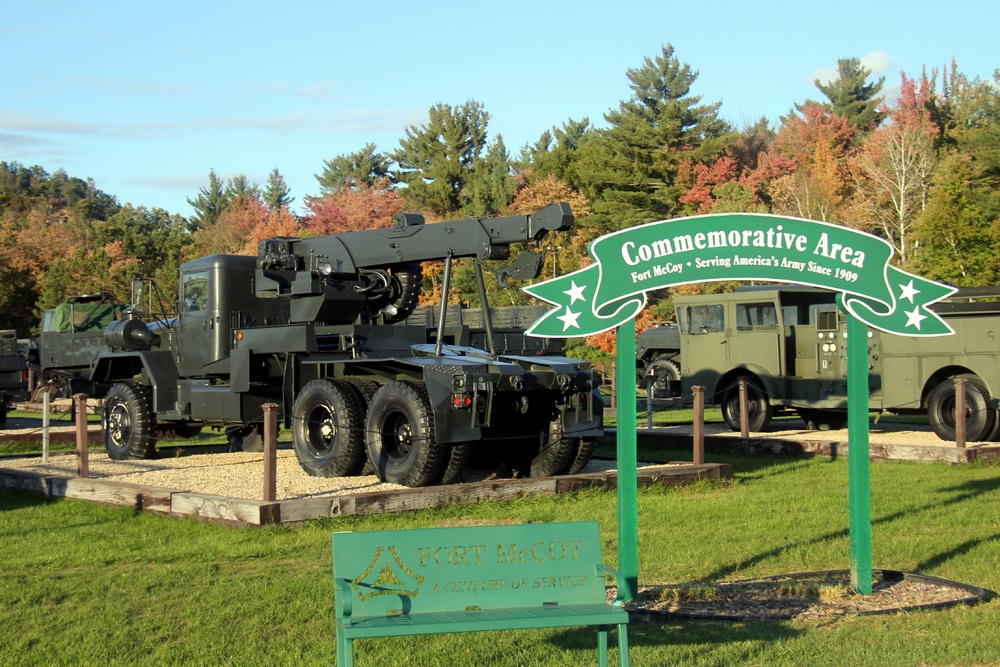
679, 304, 724, 334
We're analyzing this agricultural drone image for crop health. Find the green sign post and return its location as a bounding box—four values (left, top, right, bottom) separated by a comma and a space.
523, 213, 956, 596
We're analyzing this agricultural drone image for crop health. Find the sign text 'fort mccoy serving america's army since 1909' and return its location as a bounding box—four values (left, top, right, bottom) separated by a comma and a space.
522, 213, 958, 339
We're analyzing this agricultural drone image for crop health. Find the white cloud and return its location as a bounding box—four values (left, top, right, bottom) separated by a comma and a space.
810, 51, 896, 87
861, 51, 893, 75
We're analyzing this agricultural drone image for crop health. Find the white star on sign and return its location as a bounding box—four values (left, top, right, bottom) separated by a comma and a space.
904, 306, 927, 330
556, 307, 581, 331
564, 280, 587, 304
898, 280, 920, 303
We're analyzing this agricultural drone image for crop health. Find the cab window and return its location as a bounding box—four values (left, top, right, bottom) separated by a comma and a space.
182, 271, 210, 312
736, 302, 778, 330
679, 304, 724, 334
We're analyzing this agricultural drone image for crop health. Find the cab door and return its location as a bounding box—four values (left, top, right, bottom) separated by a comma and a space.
679, 303, 730, 394
727, 300, 783, 383
176, 269, 212, 375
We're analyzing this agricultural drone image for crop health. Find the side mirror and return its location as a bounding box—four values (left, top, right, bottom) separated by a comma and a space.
131, 278, 145, 314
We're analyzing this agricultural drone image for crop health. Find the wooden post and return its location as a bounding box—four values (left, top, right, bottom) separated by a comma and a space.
74, 394, 89, 479
610, 363, 617, 409
954, 378, 967, 448
692, 386, 705, 465
262, 403, 279, 502
738, 376, 749, 438
42, 387, 51, 464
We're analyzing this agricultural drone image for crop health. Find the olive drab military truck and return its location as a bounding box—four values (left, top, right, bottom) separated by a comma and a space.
38, 292, 127, 397
0, 330, 30, 428
638, 285, 1000, 443
76, 203, 601, 487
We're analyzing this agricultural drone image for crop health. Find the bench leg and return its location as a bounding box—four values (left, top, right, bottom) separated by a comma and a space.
618, 623, 631, 667
337, 634, 353, 667
598, 626, 609, 667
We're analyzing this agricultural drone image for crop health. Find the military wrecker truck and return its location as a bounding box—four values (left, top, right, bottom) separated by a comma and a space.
79, 203, 601, 487
638, 285, 1000, 443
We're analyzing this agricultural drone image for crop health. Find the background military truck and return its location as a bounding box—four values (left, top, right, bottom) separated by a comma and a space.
68, 203, 601, 487
637, 323, 680, 398
39, 292, 126, 398
637, 285, 1000, 442
0, 329, 30, 428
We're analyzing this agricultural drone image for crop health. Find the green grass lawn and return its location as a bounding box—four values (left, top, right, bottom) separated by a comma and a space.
1, 442, 998, 666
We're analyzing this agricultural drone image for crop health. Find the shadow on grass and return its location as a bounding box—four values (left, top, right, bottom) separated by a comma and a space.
546, 619, 801, 655
698, 463, 1000, 581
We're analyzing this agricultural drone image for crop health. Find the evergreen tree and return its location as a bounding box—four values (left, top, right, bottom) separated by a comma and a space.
463, 135, 516, 218
577, 44, 734, 229
262, 168, 294, 211
315, 143, 392, 192
186, 170, 228, 231
810, 57, 886, 132
519, 118, 594, 188
913, 152, 998, 285
392, 100, 489, 217
224, 174, 259, 203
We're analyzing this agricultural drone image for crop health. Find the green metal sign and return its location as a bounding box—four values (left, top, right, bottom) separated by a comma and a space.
523, 213, 957, 599
523, 213, 956, 338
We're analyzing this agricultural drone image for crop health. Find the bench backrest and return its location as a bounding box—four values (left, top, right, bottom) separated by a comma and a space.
332, 521, 608, 617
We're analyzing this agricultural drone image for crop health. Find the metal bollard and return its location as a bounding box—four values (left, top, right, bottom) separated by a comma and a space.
953, 378, 967, 448
692, 386, 705, 465
262, 403, 279, 501
74, 393, 89, 478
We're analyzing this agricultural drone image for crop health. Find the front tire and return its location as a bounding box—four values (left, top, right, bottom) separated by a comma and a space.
647, 358, 680, 399
292, 379, 365, 477
365, 381, 444, 487
928, 377, 995, 442
103, 382, 156, 460
721, 377, 772, 432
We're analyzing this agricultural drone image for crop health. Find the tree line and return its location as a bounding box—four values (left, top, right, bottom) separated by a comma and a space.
1, 44, 997, 359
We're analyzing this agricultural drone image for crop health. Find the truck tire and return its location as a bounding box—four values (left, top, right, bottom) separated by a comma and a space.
103, 382, 156, 460
797, 409, 848, 431
647, 359, 680, 399
227, 425, 265, 452
342, 377, 381, 475
365, 381, 444, 487
566, 437, 596, 475
721, 377, 773, 432
292, 379, 366, 477
928, 377, 996, 442
382, 263, 423, 324
435, 441, 471, 485
530, 421, 577, 477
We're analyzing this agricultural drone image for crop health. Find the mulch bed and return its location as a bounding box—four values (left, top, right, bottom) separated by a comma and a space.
614, 570, 991, 621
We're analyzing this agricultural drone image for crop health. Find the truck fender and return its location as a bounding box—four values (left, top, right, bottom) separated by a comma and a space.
91, 351, 179, 413
714, 365, 778, 404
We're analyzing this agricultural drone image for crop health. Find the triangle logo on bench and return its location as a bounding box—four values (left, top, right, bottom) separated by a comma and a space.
351, 546, 425, 601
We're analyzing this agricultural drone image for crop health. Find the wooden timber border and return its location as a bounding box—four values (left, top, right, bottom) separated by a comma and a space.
0, 461, 732, 528
602, 429, 1000, 464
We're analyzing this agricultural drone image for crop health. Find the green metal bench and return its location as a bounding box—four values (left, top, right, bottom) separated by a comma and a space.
332, 521, 630, 666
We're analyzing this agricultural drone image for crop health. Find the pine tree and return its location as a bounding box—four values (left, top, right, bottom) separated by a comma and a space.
577, 44, 733, 229
262, 168, 294, 211
463, 135, 516, 218
811, 57, 886, 132
392, 100, 489, 217
186, 170, 227, 231
315, 143, 392, 192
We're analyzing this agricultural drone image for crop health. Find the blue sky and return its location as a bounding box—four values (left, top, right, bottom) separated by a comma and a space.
2, 0, 995, 219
